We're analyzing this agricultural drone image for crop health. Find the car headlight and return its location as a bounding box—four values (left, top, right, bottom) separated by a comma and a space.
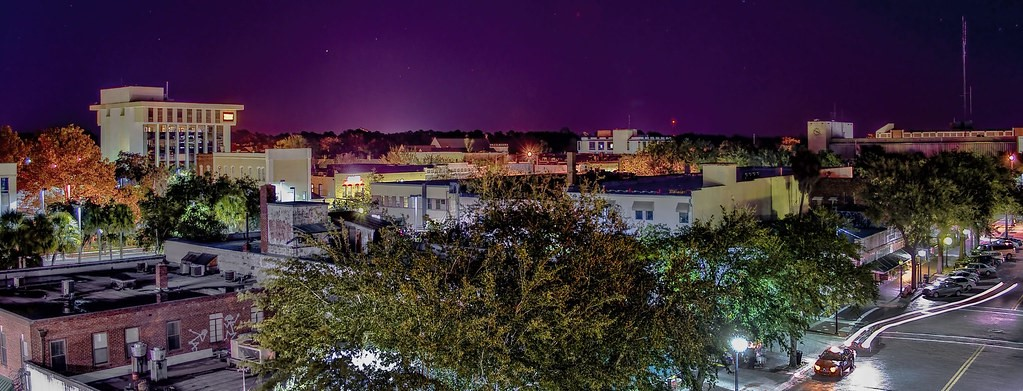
829, 367, 837, 372
814, 365, 821, 370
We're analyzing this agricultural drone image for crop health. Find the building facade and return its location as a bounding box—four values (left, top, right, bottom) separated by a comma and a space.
577, 129, 671, 155
0, 163, 15, 214
0, 259, 257, 387
89, 86, 244, 168
195, 148, 312, 202
809, 120, 1022, 160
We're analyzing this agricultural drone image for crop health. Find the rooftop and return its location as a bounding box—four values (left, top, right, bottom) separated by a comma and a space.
0, 265, 250, 320
88, 356, 265, 391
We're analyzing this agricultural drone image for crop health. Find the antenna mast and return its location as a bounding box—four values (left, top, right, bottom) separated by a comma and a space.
962, 16, 968, 120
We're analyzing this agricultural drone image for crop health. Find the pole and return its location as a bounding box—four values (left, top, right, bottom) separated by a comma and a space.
76, 205, 83, 264
899, 264, 904, 296
733, 351, 739, 391
834, 308, 839, 335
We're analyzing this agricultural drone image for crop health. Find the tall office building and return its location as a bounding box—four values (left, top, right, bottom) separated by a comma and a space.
89, 86, 244, 168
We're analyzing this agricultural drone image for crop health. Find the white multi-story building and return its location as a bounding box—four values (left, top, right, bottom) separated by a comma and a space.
89, 86, 244, 168
577, 129, 671, 155
0, 163, 16, 214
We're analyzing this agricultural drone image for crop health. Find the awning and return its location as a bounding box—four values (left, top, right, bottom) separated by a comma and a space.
631, 201, 654, 211
868, 250, 911, 273
676, 203, 689, 213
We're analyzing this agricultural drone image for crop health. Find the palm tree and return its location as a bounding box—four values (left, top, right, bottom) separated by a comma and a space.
791, 148, 822, 214
23, 213, 56, 268
0, 211, 25, 269
49, 211, 80, 265
105, 204, 135, 259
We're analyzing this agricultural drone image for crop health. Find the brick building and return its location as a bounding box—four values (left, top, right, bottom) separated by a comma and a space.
0, 259, 258, 389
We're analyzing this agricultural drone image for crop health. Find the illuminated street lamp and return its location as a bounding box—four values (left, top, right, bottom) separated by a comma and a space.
96, 228, 104, 262
730, 337, 749, 391
918, 249, 929, 282
1011, 154, 1016, 171
943, 236, 953, 271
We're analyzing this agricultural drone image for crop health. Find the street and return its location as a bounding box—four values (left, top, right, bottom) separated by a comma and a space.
785, 259, 1023, 391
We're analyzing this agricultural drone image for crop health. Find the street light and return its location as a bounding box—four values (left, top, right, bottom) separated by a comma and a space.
918, 249, 929, 282
730, 337, 749, 391
96, 228, 104, 262
943, 236, 953, 271
1011, 154, 1016, 171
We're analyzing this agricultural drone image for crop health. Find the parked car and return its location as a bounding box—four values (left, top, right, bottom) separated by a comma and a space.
992, 238, 1022, 249
942, 276, 977, 291
972, 243, 1016, 260
923, 281, 963, 298
965, 262, 998, 277
949, 270, 981, 283
814, 346, 856, 377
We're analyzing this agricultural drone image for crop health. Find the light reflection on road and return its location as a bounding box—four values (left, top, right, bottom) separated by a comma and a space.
792, 358, 897, 390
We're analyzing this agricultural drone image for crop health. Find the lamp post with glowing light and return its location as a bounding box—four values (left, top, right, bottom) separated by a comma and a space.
1011, 153, 1016, 171
730, 337, 748, 391
943, 236, 953, 273
918, 249, 929, 283
962, 228, 971, 263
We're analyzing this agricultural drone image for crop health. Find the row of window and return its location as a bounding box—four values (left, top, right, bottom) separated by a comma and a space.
376, 196, 449, 210
44, 308, 263, 371
145, 108, 232, 124
587, 141, 613, 151
634, 210, 690, 224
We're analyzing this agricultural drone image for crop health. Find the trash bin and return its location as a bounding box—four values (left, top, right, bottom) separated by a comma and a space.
796, 350, 803, 363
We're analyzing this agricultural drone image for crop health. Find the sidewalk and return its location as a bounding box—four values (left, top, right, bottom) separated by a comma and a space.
707, 333, 842, 391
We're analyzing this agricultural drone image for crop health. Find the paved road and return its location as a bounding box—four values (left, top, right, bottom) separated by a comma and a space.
785, 260, 1023, 391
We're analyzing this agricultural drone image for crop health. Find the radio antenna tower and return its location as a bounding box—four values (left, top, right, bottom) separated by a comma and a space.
961, 16, 969, 120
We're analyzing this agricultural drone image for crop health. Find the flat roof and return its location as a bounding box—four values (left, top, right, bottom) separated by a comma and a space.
88, 356, 265, 391
0, 267, 249, 321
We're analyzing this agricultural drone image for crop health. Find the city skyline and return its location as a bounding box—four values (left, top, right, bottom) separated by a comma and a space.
2, 1, 1022, 137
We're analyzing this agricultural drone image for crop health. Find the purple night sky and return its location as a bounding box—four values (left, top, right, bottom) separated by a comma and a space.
1, 1, 1022, 137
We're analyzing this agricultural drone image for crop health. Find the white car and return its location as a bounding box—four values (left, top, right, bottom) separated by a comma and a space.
949, 270, 980, 283
965, 263, 997, 277
943, 276, 976, 291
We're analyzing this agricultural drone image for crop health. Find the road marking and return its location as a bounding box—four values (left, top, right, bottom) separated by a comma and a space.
882, 335, 1023, 351
1013, 292, 1023, 311
940, 345, 984, 391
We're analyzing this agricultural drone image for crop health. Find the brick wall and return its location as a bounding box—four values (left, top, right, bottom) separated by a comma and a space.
0, 313, 33, 382
23, 293, 253, 376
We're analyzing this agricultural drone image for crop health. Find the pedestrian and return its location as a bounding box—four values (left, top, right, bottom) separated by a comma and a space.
719, 354, 734, 374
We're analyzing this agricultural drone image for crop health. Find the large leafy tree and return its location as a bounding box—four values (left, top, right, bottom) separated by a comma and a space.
253, 175, 662, 390
856, 151, 941, 288
643, 208, 784, 389
48, 211, 80, 264
20, 125, 117, 208
0, 125, 29, 165
769, 209, 876, 366
138, 172, 260, 250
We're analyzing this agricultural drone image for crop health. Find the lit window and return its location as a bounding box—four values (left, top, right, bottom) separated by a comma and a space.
223, 112, 235, 122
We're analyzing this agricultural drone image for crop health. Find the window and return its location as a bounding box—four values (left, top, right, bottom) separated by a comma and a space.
93, 332, 109, 365
427, 199, 434, 210
186, 109, 193, 123
635, 210, 643, 220
124, 327, 139, 360
597, 142, 605, 151
1, 178, 8, 193
608, 142, 613, 150
251, 307, 264, 323
223, 112, 235, 121
0, 327, 7, 367
148, 108, 154, 122
176, 109, 183, 122
679, 212, 689, 224
209, 313, 225, 343
157, 108, 163, 122
645, 210, 653, 220
205, 109, 212, 123
167, 321, 181, 350
215, 110, 222, 123
50, 340, 66, 372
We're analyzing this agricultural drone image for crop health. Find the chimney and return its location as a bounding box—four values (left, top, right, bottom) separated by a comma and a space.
566, 152, 576, 188
260, 184, 276, 253
155, 262, 168, 290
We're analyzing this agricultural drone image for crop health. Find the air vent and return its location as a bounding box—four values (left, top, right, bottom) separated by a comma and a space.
190, 264, 204, 277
